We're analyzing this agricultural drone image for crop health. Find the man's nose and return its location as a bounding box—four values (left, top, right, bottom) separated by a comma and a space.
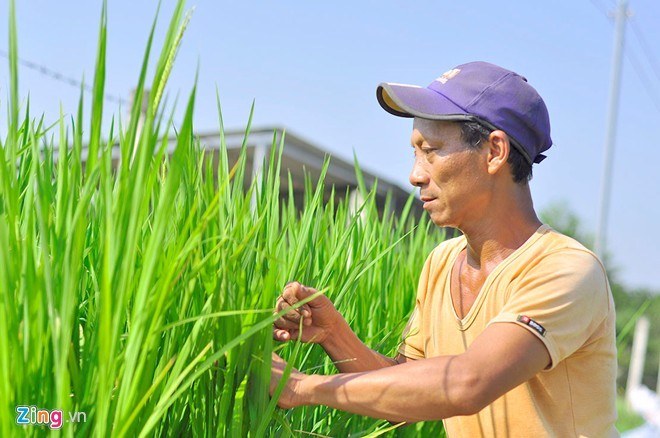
409, 158, 429, 187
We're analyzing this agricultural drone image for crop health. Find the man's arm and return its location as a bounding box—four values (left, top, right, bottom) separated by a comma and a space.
271, 322, 549, 422
319, 315, 410, 372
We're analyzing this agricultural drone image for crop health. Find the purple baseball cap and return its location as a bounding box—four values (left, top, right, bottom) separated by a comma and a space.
376, 61, 552, 164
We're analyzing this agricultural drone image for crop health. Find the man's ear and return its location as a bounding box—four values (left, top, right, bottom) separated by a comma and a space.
486, 130, 510, 176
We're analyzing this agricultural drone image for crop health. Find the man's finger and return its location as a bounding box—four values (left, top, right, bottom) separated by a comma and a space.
273, 328, 292, 341
276, 292, 312, 318
273, 315, 301, 331
282, 282, 321, 312
276, 300, 303, 322
274, 304, 312, 327
273, 328, 300, 341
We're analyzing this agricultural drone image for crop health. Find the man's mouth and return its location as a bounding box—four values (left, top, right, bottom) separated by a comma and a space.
420, 196, 437, 209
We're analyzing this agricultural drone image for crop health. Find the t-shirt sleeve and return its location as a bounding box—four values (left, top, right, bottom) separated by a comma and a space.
488, 248, 612, 370
397, 251, 434, 360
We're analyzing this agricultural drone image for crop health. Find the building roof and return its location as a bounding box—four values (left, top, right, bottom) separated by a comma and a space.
77, 125, 421, 214
194, 126, 416, 209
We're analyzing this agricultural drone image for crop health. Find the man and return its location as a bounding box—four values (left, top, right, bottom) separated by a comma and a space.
270, 61, 618, 437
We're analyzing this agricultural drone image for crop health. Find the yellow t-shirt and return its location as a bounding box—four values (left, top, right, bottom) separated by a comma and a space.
398, 225, 618, 437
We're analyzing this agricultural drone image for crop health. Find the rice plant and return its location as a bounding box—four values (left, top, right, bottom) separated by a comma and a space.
1, 0, 447, 436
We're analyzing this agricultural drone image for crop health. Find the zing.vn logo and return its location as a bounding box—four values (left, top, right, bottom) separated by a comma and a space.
16, 406, 87, 429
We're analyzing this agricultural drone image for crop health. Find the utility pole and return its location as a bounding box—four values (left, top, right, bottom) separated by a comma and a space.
594, 0, 629, 259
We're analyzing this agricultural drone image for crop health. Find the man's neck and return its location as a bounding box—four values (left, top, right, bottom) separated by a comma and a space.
459, 186, 541, 272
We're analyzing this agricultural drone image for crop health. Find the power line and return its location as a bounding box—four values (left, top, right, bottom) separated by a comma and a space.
588, 0, 611, 19
587, 1, 660, 114
0, 49, 128, 106
593, 0, 660, 258
625, 46, 660, 114
629, 19, 660, 91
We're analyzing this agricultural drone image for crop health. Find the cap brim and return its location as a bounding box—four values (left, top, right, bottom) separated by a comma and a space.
377, 82, 539, 164
377, 82, 470, 121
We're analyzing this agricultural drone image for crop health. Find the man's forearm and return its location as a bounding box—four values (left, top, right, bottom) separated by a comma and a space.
300, 355, 477, 423
275, 320, 552, 423
321, 318, 401, 372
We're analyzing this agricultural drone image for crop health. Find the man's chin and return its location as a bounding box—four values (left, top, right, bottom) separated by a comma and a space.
427, 212, 450, 228
424, 208, 460, 229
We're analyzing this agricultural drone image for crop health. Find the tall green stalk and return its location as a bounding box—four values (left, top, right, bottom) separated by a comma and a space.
0, 1, 448, 436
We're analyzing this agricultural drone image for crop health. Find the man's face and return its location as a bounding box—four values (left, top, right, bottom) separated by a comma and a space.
409, 119, 489, 228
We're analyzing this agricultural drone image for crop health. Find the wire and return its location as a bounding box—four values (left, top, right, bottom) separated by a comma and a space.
0, 49, 128, 106
629, 20, 660, 87
587, 0, 611, 19
624, 48, 660, 114
587, 1, 660, 114
625, 16, 660, 114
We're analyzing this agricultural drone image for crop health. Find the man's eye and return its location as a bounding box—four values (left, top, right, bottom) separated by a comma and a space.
413, 147, 435, 157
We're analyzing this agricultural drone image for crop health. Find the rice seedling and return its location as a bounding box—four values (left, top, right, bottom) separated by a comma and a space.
1, 0, 448, 435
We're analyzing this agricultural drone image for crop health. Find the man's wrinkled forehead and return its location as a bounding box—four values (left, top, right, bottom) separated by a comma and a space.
412, 117, 461, 133
411, 118, 463, 143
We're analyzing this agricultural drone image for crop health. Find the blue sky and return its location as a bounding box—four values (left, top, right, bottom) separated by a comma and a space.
1, 1, 659, 291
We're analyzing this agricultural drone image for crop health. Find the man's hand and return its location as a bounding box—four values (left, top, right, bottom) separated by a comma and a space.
269, 352, 308, 409
273, 281, 341, 344
273, 281, 403, 373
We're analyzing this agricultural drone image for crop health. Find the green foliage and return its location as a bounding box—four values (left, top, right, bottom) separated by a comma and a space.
611, 284, 660, 390
615, 396, 645, 432
0, 0, 447, 436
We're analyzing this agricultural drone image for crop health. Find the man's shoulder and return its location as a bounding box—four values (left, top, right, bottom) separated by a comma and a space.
522, 226, 611, 298
535, 226, 603, 268
539, 225, 592, 252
